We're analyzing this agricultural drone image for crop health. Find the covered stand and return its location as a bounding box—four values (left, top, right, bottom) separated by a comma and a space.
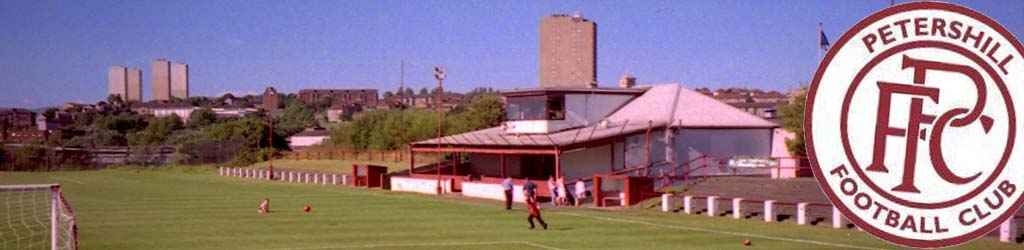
352, 164, 388, 188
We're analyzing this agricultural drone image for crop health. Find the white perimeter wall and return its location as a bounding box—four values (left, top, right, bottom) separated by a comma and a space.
391, 176, 453, 194
559, 144, 612, 180
462, 182, 529, 203
675, 129, 773, 159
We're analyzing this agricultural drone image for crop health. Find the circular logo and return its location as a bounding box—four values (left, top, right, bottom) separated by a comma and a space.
806, 2, 1024, 248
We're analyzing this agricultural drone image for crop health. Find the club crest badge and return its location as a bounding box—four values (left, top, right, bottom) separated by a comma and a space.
806, 2, 1024, 247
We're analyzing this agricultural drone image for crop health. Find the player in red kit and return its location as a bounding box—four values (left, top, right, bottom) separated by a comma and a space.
526, 197, 547, 230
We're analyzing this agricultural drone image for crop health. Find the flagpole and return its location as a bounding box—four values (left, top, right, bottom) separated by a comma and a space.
817, 22, 822, 63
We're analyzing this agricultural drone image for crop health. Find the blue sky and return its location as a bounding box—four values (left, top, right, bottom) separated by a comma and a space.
0, 0, 1021, 108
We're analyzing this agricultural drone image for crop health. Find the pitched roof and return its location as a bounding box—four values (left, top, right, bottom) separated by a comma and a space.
608, 84, 777, 128
411, 83, 776, 148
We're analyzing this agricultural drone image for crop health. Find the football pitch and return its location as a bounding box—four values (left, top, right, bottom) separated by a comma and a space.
0, 166, 1015, 250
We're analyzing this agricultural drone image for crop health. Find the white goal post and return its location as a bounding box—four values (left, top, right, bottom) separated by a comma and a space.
0, 184, 78, 250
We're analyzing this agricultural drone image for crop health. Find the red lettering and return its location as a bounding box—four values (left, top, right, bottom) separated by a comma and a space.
862, 34, 878, 53
959, 208, 975, 225
998, 180, 1016, 197
931, 18, 947, 38
886, 210, 901, 227
914, 18, 929, 36
949, 21, 964, 40
894, 19, 912, 38
900, 215, 918, 232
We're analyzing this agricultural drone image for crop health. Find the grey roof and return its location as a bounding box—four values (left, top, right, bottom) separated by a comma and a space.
413, 120, 661, 147
412, 83, 777, 148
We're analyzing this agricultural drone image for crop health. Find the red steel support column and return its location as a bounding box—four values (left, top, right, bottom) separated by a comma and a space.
500, 154, 506, 178
453, 153, 458, 176
554, 152, 561, 178
409, 149, 415, 174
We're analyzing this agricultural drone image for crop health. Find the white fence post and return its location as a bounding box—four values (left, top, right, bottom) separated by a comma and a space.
797, 202, 809, 225
332, 174, 338, 185
322, 174, 327, 186
707, 196, 718, 217
732, 198, 744, 219
661, 194, 672, 212
1000, 218, 1017, 242
683, 196, 693, 214
764, 200, 776, 222
343, 175, 349, 185
219, 167, 224, 176
832, 206, 846, 229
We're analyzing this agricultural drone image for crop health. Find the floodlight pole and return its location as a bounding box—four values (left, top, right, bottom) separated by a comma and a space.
268, 108, 274, 180
434, 66, 446, 195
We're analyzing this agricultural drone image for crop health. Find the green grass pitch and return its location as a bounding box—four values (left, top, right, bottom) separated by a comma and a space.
0, 166, 1015, 249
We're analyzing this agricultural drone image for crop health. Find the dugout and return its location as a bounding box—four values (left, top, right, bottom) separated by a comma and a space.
352, 164, 388, 188
592, 174, 654, 207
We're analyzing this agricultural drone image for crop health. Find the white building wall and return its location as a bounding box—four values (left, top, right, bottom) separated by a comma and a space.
559, 144, 611, 180
289, 136, 328, 148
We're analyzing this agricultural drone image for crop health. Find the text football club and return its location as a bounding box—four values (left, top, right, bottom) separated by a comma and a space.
806, 2, 1024, 248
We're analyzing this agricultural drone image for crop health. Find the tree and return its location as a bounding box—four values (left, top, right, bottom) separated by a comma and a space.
419, 87, 428, 95
127, 115, 184, 145
43, 108, 58, 120
202, 117, 286, 165
65, 129, 126, 147
405, 88, 414, 97
450, 95, 505, 134
188, 107, 217, 128
382, 91, 394, 99
778, 90, 806, 156
107, 94, 123, 105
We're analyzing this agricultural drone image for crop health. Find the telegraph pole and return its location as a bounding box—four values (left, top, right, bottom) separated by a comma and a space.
399, 60, 405, 159
434, 66, 445, 195
268, 105, 274, 180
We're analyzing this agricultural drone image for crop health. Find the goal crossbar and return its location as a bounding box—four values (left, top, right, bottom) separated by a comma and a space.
0, 184, 59, 191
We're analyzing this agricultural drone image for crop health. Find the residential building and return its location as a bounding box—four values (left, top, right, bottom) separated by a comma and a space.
132, 102, 196, 123
108, 66, 128, 100
152, 59, 171, 101
288, 127, 330, 149
263, 87, 279, 111
298, 89, 378, 107
539, 12, 597, 88
126, 68, 143, 101
0, 108, 36, 130
171, 62, 189, 99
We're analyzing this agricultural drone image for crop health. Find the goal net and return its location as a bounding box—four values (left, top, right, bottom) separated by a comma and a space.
0, 184, 78, 250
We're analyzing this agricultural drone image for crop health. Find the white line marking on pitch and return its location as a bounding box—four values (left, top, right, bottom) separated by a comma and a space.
559, 212, 889, 250
263, 240, 563, 250
50, 176, 84, 184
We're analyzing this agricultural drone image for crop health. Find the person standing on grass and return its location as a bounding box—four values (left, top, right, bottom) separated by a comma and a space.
523, 177, 537, 201
547, 176, 557, 205
502, 176, 514, 210
574, 179, 586, 207
526, 197, 548, 230
257, 198, 270, 214
556, 176, 568, 206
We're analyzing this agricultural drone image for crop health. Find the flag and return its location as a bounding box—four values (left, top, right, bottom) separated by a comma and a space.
819, 29, 831, 51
